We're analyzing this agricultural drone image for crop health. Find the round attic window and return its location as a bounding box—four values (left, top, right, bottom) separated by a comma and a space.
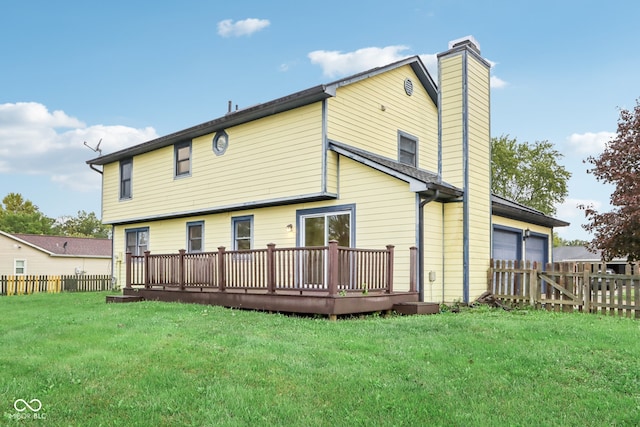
213, 130, 229, 156
404, 78, 414, 96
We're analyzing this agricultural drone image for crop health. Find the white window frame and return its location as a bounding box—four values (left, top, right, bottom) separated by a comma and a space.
14, 259, 26, 275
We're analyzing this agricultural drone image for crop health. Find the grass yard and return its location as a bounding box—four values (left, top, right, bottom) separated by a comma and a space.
1, 292, 639, 426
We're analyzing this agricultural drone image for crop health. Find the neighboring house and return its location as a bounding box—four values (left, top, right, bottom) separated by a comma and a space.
553, 246, 627, 274
88, 37, 567, 304
0, 231, 112, 276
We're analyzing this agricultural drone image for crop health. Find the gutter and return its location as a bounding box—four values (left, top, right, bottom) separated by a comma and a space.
418, 190, 439, 302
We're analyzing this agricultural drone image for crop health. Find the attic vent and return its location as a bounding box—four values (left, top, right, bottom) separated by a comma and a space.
404, 78, 414, 96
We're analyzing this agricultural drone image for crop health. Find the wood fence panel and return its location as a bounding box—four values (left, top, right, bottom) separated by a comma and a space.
488, 261, 640, 320
1, 275, 111, 296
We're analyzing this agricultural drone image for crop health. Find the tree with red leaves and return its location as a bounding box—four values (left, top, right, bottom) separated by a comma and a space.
581, 100, 640, 261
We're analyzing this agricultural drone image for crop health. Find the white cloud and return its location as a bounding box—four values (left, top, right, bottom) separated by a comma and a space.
567, 131, 615, 155
556, 198, 601, 221
0, 102, 158, 191
490, 75, 508, 89
308, 45, 411, 78
418, 53, 438, 78
217, 18, 270, 37
0, 102, 85, 128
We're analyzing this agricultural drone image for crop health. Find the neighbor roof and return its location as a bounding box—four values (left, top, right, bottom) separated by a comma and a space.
552, 246, 629, 263
87, 56, 436, 166
3, 232, 112, 257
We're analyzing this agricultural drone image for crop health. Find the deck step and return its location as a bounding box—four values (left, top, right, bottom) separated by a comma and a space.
393, 302, 440, 315
106, 295, 144, 303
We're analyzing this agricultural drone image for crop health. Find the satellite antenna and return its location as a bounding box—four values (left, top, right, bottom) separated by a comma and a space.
83, 138, 102, 156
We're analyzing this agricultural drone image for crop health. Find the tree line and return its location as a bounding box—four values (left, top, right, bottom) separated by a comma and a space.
0, 193, 109, 238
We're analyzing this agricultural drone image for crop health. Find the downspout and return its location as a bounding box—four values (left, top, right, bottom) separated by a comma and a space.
418, 190, 439, 302
89, 164, 103, 175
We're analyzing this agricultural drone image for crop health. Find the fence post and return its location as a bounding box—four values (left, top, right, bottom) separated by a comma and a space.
327, 240, 339, 296
409, 246, 417, 293
528, 261, 536, 307
144, 251, 151, 289
178, 249, 186, 290
385, 245, 394, 294
125, 252, 132, 289
217, 246, 226, 292
582, 263, 591, 313
267, 243, 276, 294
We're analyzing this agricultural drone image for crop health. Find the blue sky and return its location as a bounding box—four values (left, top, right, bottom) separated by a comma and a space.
1, 0, 638, 240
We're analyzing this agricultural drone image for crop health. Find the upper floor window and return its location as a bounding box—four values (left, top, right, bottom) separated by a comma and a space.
120, 158, 133, 199
398, 132, 418, 167
14, 259, 26, 275
187, 221, 204, 252
126, 227, 149, 256
175, 141, 191, 177
232, 216, 253, 250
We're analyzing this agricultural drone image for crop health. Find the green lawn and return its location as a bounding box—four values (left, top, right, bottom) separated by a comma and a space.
1, 292, 639, 426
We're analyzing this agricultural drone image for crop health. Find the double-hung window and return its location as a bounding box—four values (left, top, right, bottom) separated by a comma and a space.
125, 228, 149, 256
120, 158, 133, 199
14, 259, 26, 275
232, 216, 253, 250
175, 141, 191, 177
187, 221, 204, 252
398, 131, 418, 167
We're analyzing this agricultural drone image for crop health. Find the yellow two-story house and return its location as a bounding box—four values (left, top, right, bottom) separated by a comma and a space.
88, 37, 567, 304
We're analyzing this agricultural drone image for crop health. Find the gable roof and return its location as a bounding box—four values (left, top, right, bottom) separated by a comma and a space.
1, 231, 112, 257
328, 140, 462, 200
87, 56, 436, 167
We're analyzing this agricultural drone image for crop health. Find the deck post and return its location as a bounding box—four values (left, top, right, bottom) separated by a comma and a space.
267, 243, 276, 294
178, 249, 186, 290
125, 252, 132, 289
386, 244, 395, 294
327, 240, 339, 296
217, 246, 226, 292
409, 246, 417, 292
144, 251, 151, 289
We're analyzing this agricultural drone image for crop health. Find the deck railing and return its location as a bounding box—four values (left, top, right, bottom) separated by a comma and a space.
126, 241, 404, 295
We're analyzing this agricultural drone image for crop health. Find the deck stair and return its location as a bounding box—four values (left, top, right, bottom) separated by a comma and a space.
392, 302, 440, 315
106, 294, 144, 303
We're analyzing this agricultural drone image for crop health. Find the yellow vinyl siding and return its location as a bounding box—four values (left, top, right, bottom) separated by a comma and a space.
443, 202, 464, 301
102, 104, 323, 224
327, 65, 439, 172
439, 54, 464, 188
423, 201, 444, 302
466, 56, 491, 302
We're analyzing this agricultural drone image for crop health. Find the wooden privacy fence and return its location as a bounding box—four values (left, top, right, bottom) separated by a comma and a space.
489, 260, 640, 318
127, 241, 405, 295
0, 275, 113, 296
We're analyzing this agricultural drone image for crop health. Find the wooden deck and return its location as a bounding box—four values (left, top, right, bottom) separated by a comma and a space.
120, 241, 420, 318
